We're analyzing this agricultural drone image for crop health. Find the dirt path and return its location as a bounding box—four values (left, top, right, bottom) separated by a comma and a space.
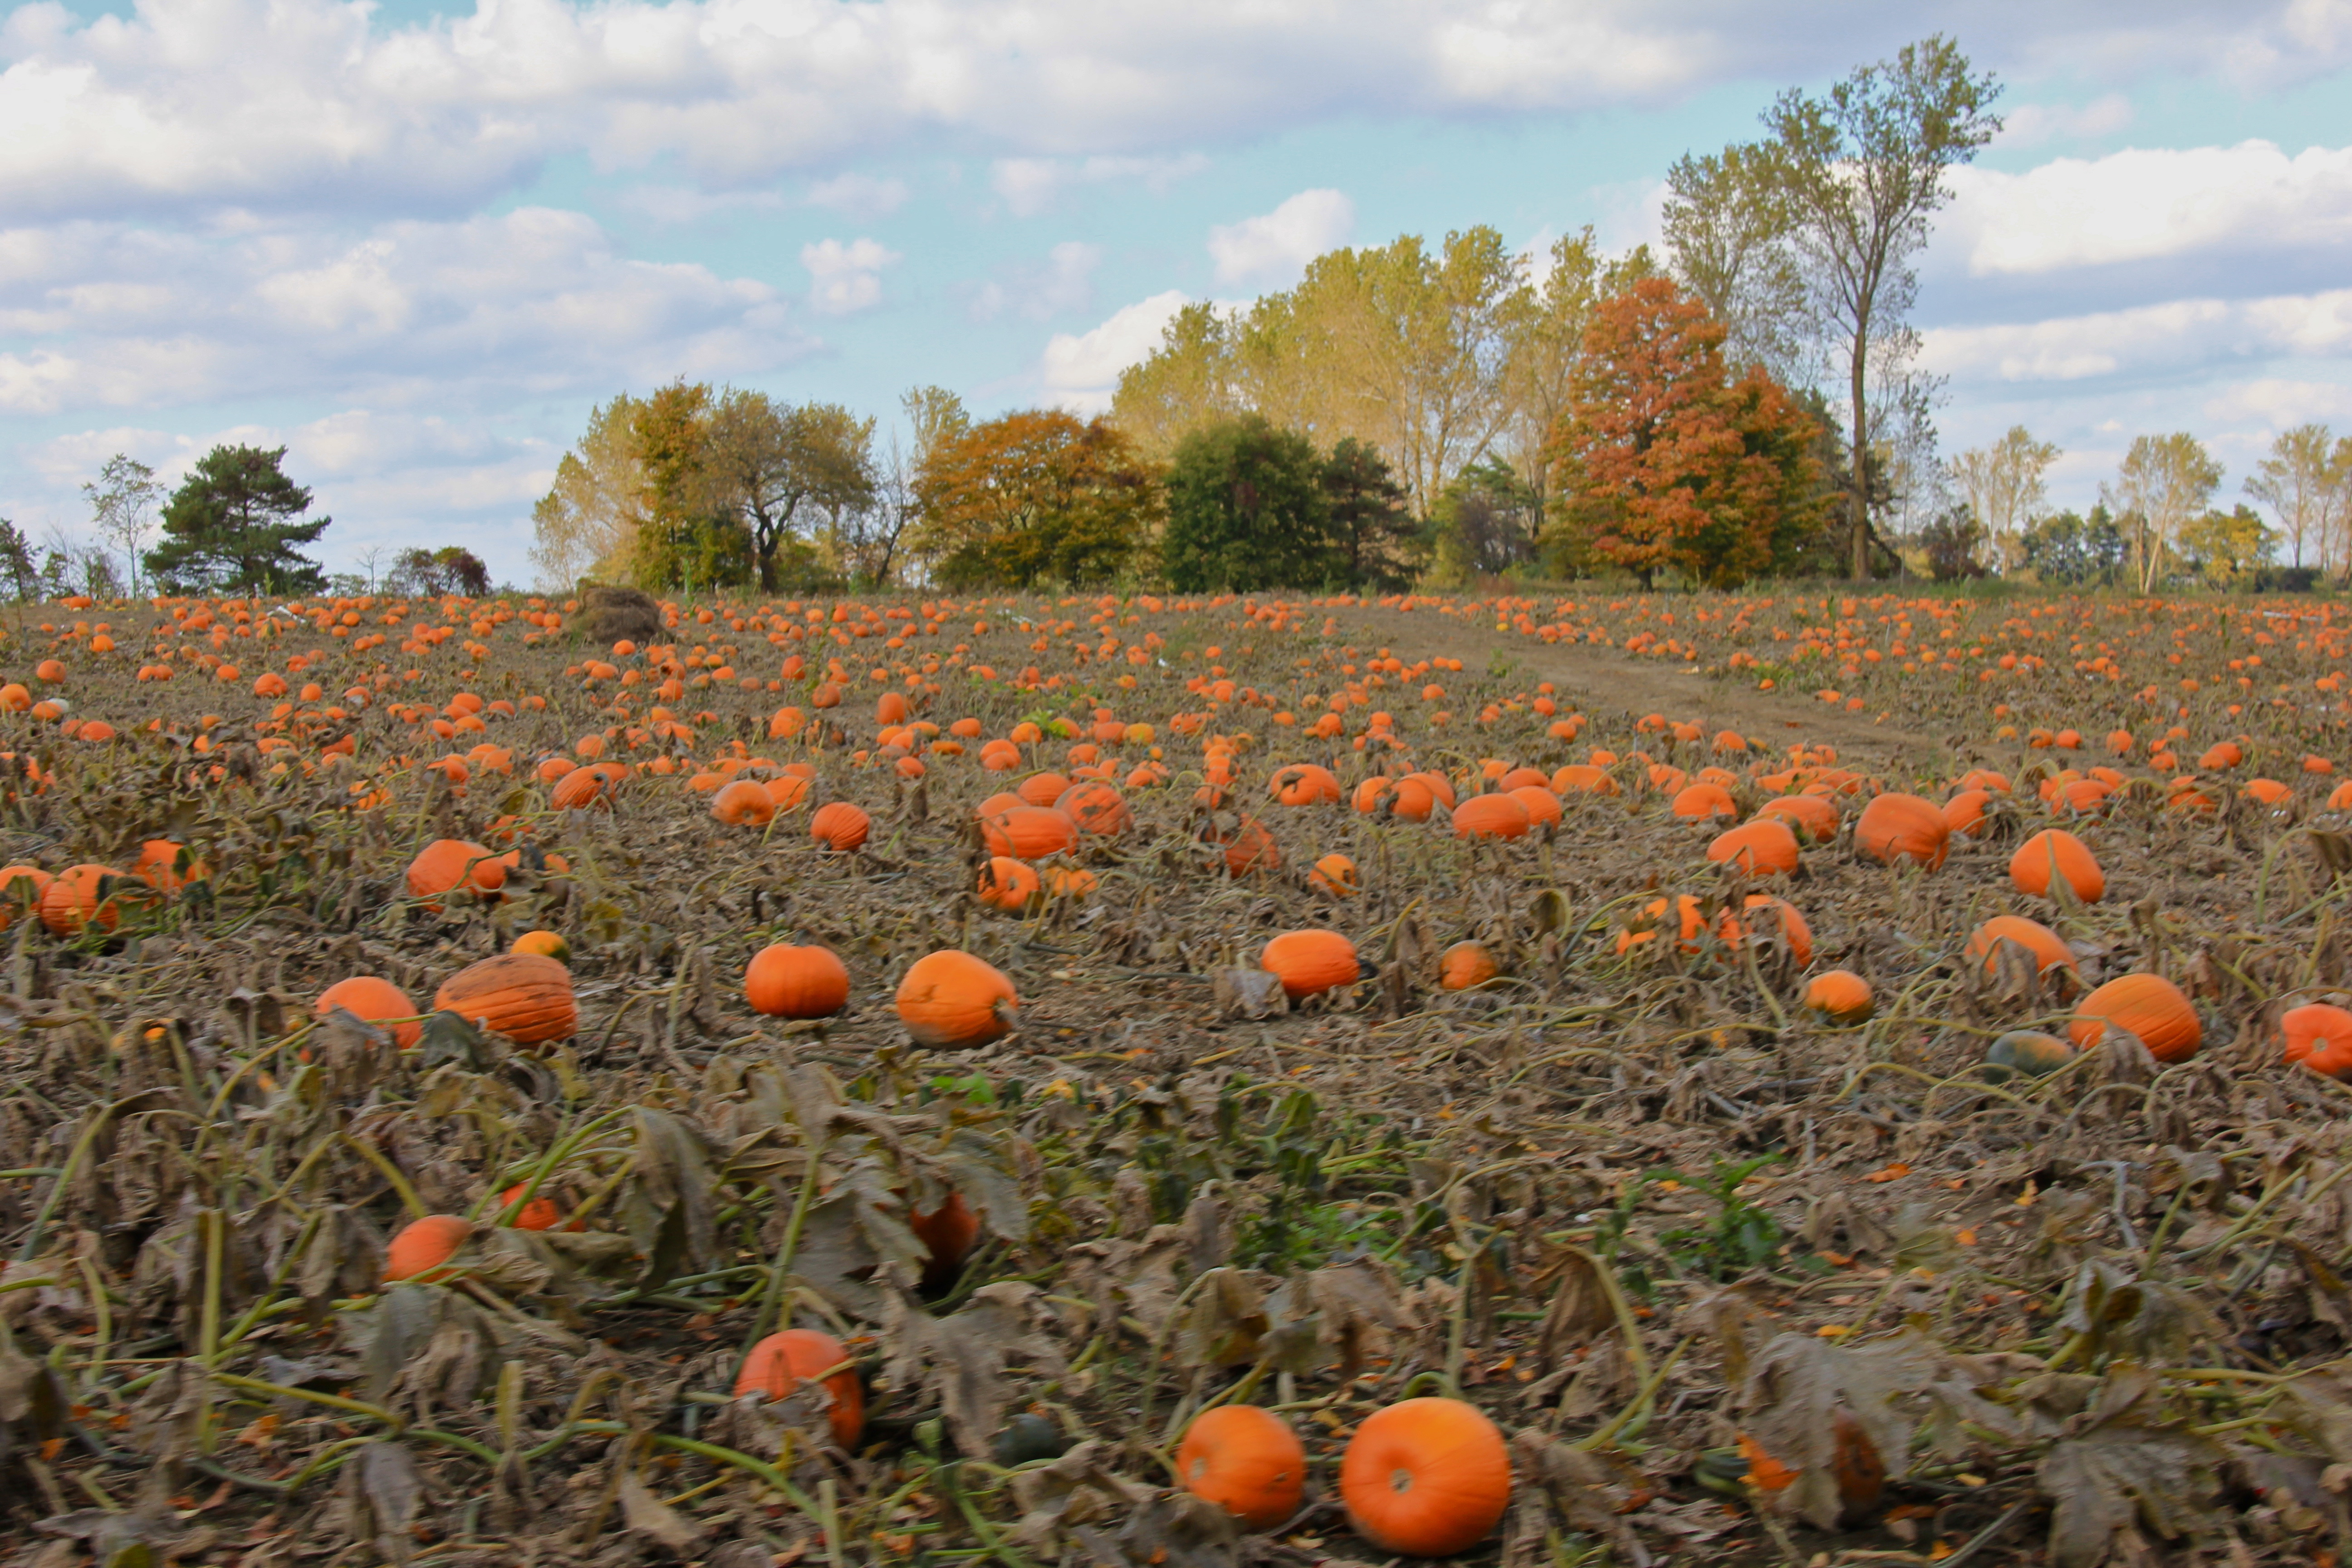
1331, 606, 1958, 776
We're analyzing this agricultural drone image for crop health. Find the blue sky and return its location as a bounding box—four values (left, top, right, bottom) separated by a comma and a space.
2, 0, 2348, 586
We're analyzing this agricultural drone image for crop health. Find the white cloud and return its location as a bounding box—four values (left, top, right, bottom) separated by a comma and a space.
1942, 141, 2352, 277
616, 186, 789, 225
1921, 289, 2352, 383
1207, 189, 1355, 286
966, 241, 1102, 323
1039, 289, 1188, 413
1997, 93, 2135, 149
989, 154, 1209, 218
800, 236, 901, 315
0, 208, 813, 416
2199, 376, 2352, 429
807, 172, 909, 220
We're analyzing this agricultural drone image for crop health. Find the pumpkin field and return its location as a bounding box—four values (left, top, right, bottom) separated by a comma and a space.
11, 582, 2352, 1568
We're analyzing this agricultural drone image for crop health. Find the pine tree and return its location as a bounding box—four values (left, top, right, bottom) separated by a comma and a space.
146, 446, 329, 594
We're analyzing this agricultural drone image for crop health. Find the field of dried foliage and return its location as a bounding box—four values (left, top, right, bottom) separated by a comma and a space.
10, 582, 2352, 1568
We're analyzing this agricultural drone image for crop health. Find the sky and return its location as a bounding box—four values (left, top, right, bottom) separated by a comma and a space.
1, 0, 2348, 588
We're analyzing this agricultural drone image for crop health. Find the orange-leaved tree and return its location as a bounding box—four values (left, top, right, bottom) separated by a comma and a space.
1553, 277, 1823, 588
910, 411, 1159, 588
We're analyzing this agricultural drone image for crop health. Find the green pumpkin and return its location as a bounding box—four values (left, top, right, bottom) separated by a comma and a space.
1985, 1029, 2077, 1081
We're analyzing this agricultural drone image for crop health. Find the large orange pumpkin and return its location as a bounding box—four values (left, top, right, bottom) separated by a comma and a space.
38, 862, 128, 934
2071, 973, 2200, 1062
433, 952, 577, 1044
735, 1328, 863, 1448
896, 951, 1019, 1048
406, 838, 506, 905
316, 975, 425, 1049
1453, 793, 1532, 839
1855, 794, 1949, 869
976, 856, 1043, 913
1261, 929, 1360, 999
2010, 829, 2104, 903
710, 778, 777, 826
809, 801, 871, 852
1803, 969, 1874, 1024
1706, 818, 1799, 875
1179, 1405, 1306, 1529
2283, 1003, 2352, 1078
981, 805, 1078, 860
1057, 781, 1132, 836
1269, 764, 1343, 806
744, 944, 850, 1019
1755, 794, 1839, 842
1339, 1396, 1510, 1556
1963, 915, 2076, 978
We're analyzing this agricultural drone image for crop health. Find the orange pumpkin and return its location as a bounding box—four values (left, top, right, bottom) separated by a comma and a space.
1017, 771, 1072, 808
550, 766, 615, 810
1985, 1030, 2077, 1080
433, 952, 577, 1044
1941, 789, 1991, 838
976, 856, 1043, 913
1438, 941, 1499, 991
134, 838, 205, 893
1803, 969, 1874, 1024
1179, 1405, 1306, 1530
911, 1191, 981, 1291
497, 1184, 563, 1231
1548, 764, 1618, 797
1854, 794, 1948, 869
735, 1329, 863, 1448
744, 943, 850, 1019
710, 778, 777, 825
406, 838, 506, 905
896, 951, 1019, 1048
2009, 829, 2104, 903
1057, 781, 1132, 836
981, 805, 1079, 860
316, 975, 425, 1049
2283, 1003, 2352, 1078
810, 801, 871, 852
1339, 1396, 1510, 1556
1269, 764, 1343, 806
1309, 853, 1360, 897
1508, 785, 1563, 828
1260, 928, 1360, 999
384, 1215, 473, 1282
1755, 794, 1839, 842
1670, 782, 1737, 821
38, 862, 127, 934
1212, 816, 1283, 876
1706, 818, 1799, 875
510, 930, 570, 964
1963, 916, 2076, 978
2070, 973, 2200, 1062
0, 863, 52, 930
1453, 793, 1532, 839
1734, 894, 1813, 966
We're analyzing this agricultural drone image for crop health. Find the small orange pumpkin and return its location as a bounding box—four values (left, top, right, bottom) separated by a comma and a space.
895, 951, 1019, 1048
1338, 1396, 1510, 1556
982, 805, 1079, 860
2071, 973, 2200, 1062
735, 1328, 863, 1447
1309, 853, 1360, 897
433, 952, 577, 1044
911, 1192, 981, 1292
1057, 780, 1132, 835
1438, 941, 1499, 991
405, 838, 506, 906
0, 863, 52, 931
744, 943, 850, 1019
316, 975, 425, 1049
1269, 764, 1343, 806
510, 930, 570, 963
2010, 829, 2103, 903
384, 1215, 473, 1282
1803, 969, 1873, 1024
1179, 1405, 1306, 1530
2284, 1003, 2352, 1078
497, 1184, 564, 1231
810, 801, 871, 852
976, 856, 1043, 913
1261, 928, 1360, 999
1964, 915, 2077, 978
711, 778, 778, 825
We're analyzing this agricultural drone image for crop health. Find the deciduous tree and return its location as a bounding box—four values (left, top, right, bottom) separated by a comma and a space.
84, 454, 162, 597
531, 393, 647, 590
2245, 423, 2349, 573
2103, 433, 2223, 593
1948, 426, 2060, 573
146, 445, 329, 594
910, 412, 1157, 588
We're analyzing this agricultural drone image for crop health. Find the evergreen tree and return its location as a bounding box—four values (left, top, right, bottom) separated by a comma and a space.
1161, 416, 1337, 591
1320, 439, 1417, 588
146, 445, 329, 593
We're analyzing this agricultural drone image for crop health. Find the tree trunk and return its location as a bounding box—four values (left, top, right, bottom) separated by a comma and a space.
1848, 338, 1872, 581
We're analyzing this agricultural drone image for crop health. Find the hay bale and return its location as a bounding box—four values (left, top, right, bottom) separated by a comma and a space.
578, 584, 662, 645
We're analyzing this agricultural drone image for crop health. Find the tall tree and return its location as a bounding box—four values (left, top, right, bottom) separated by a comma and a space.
1552, 277, 1824, 589
2244, 423, 2346, 573
532, 393, 648, 589
146, 445, 329, 594
388, 547, 491, 597
2176, 505, 2278, 587
2102, 433, 2223, 593
911, 412, 1158, 588
1321, 438, 1416, 589
84, 453, 163, 598
1661, 144, 1809, 381
1759, 35, 2002, 579
1161, 416, 1337, 592
0, 518, 34, 601
1948, 426, 2060, 573
704, 390, 876, 592
628, 381, 754, 591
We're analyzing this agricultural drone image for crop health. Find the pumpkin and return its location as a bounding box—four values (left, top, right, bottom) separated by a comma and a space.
1706, 818, 1799, 875
497, 1184, 563, 1230
1178, 1405, 1306, 1530
1404, 770, 1457, 809
1854, 794, 1948, 869
550, 766, 614, 809
134, 838, 205, 893
1269, 763, 1343, 806
1941, 789, 1991, 838
0, 863, 52, 930
1508, 785, 1563, 828
316, 975, 425, 1049
710, 778, 777, 825
977, 856, 1043, 913
1984, 1030, 2078, 1080
1261, 928, 1360, 999
1803, 969, 1874, 1024
433, 952, 578, 1044
1734, 894, 1813, 966
1548, 764, 1618, 796
384, 1215, 473, 1282
406, 838, 506, 905
510, 929, 570, 963
911, 1192, 981, 1292
1438, 941, 1500, 991
2200, 741, 2244, 770
1963, 916, 2076, 978
896, 951, 1019, 1048
1042, 863, 1099, 898
2283, 1003, 2352, 1078
1670, 782, 1737, 820
1057, 780, 1132, 835
1309, 853, 1360, 897
38, 862, 127, 934
810, 801, 871, 852
1453, 793, 1532, 839
1213, 816, 1283, 876
2009, 829, 2104, 903
982, 805, 1079, 860
1017, 771, 1072, 808
735, 1329, 864, 1448
1615, 895, 1709, 956
2070, 973, 2200, 1062
744, 943, 850, 1019
2244, 777, 2294, 807
1339, 1396, 1510, 1556
1755, 794, 1839, 842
